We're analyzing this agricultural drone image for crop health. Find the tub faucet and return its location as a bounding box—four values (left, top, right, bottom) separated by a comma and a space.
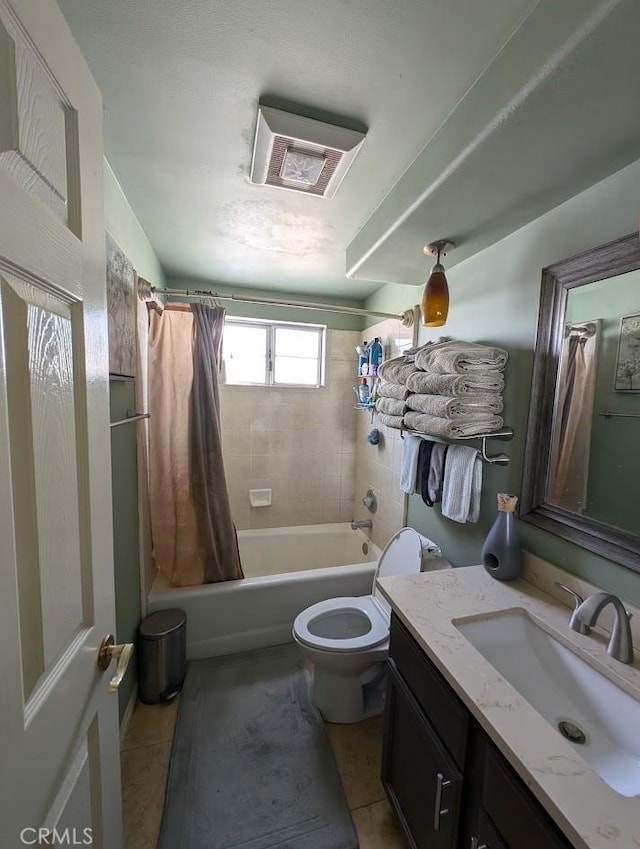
572, 592, 634, 664
351, 519, 373, 530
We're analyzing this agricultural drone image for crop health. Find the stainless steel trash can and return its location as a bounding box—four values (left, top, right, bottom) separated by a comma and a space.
138, 609, 186, 704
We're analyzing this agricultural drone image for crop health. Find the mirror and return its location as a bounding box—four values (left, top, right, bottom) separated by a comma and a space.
521, 232, 640, 572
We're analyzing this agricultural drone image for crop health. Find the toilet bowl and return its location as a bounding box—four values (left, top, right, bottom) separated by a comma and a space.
293, 527, 450, 723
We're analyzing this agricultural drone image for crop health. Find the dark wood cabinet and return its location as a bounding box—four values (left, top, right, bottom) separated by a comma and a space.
383, 614, 575, 849
382, 659, 462, 849
468, 809, 508, 849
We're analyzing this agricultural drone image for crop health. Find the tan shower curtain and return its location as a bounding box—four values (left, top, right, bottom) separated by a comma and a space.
148, 303, 242, 586
549, 326, 598, 510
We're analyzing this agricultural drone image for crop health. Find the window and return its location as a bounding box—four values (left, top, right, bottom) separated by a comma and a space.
222, 318, 325, 387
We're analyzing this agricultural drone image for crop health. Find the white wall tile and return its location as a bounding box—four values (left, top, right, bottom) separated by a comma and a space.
220, 328, 401, 530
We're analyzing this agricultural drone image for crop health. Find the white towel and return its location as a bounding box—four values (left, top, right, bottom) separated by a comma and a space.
415, 341, 508, 374
403, 410, 504, 438
376, 412, 404, 429
376, 397, 407, 416
377, 357, 417, 384
405, 393, 504, 418
400, 434, 421, 494
406, 371, 504, 396
441, 445, 482, 523
378, 381, 410, 400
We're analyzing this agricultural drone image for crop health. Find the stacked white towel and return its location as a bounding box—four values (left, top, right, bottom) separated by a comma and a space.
377, 356, 418, 384
375, 356, 418, 429
406, 371, 504, 396
403, 341, 508, 437
397, 340, 508, 523
414, 341, 508, 374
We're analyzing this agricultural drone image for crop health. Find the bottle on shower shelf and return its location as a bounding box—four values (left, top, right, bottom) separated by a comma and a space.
358, 378, 371, 406
357, 342, 369, 375
368, 337, 383, 371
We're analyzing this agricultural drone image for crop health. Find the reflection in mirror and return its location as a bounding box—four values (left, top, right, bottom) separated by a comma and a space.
521, 233, 640, 572
548, 268, 640, 534
548, 318, 599, 514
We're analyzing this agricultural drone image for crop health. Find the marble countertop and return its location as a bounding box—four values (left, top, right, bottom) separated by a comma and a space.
376, 564, 640, 849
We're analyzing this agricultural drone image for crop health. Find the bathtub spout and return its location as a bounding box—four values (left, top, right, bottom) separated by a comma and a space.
351, 519, 373, 530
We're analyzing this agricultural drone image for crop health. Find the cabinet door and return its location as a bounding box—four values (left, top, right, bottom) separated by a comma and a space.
481, 742, 575, 849
468, 809, 508, 849
382, 659, 463, 849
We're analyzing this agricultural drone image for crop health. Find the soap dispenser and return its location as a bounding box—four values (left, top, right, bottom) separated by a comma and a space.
481, 494, 522, 581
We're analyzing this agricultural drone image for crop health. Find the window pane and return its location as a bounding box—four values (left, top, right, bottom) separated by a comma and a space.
274, 326, 320, 358
274, 355, 319, 385
223, 323, 267, 384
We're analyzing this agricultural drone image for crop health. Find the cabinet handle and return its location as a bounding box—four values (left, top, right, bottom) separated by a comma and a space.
470, 839, 488, 849
433, 772, 452, 831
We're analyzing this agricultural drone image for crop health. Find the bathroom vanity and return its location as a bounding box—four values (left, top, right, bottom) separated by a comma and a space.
377, 565, 640, 849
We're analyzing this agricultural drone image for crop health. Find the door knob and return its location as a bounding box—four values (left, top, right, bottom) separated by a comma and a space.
98, 635, 134, 693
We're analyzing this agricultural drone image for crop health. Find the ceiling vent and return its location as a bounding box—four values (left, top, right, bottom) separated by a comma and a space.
250, 106, 366, 198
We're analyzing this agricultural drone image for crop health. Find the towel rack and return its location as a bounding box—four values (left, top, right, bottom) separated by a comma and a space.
110, 411, 150, 429
599, 412, 640, 419
399, 427, 513, 465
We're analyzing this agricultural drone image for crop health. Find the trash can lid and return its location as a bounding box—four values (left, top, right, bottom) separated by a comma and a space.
139, 609, 186, 640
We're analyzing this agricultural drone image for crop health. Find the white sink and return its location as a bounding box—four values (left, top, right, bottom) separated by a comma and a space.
455, 609, 640, 797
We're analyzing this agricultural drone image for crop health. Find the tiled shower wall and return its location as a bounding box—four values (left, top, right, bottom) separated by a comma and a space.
352, 317, 414, 549
220, 329, 361, 530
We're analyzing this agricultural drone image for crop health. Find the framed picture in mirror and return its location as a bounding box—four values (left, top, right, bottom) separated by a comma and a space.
614, 313, 640, 391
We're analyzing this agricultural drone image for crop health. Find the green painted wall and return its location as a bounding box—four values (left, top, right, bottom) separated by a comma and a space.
105, 160, 165, 286
364, 156, 640, 605
109, 378, 140, 720
166, 276, 365, 331
105, 159, 164, 720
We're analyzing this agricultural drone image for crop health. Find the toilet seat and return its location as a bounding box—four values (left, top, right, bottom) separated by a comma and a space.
293, 528, 430, 654
293, 596, 388, 653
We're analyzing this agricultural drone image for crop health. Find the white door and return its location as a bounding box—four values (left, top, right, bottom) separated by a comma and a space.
0, 0, 123, 847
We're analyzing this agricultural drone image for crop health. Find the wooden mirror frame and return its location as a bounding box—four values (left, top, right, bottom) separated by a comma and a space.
520, 232, 640, 572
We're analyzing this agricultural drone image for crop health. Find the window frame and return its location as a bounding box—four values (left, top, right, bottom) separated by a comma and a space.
223, 316, 326, 388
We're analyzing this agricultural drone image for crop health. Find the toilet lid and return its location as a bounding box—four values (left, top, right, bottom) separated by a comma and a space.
373, 527, 425, 616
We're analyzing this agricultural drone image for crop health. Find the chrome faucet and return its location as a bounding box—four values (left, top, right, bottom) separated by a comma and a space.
554, 582, 591, 635
351, 519, 372, 530
572, 592, 634, 664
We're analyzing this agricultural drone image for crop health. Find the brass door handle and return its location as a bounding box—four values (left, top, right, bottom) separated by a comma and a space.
98, 635, 134, 693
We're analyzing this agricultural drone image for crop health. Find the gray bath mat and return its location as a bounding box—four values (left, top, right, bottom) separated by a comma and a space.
158, 643, 358, 849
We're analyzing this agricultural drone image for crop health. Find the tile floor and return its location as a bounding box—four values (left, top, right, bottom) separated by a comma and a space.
120, 698, 405, 849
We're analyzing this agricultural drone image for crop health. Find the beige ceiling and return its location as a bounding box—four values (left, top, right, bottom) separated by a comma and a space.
58, 0, 535, 299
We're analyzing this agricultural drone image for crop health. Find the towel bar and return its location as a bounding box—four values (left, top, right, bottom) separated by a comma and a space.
599, 412, 640, 419
110, 411, 150, 429
399, 427, 513, 465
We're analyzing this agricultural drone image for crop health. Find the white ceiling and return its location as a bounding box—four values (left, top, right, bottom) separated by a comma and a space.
59, 0, 640, 302
58, 0, 535, 299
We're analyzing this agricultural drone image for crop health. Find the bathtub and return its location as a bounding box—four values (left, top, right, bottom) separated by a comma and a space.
147, 523, 381, 659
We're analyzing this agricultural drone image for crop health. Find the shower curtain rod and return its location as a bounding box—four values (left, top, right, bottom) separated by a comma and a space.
565, 321, 597, 338
138, 280, 415, 327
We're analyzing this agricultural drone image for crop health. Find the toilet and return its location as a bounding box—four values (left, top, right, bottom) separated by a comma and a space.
293, 527, 451, 723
